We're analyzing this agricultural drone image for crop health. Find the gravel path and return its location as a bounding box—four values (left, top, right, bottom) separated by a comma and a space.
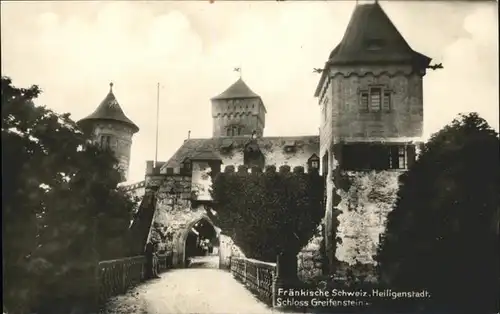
100, 256, 284, 314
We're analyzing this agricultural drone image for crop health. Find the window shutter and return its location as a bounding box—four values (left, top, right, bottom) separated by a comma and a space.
383, 92, 391, 112
360, 93, 369, 111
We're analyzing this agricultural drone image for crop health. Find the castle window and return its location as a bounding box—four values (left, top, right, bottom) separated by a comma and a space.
181, 158, 192, 175
244, 141, 265, 168
366, 38, 385, 51
284, 141, 296, 153
308, 154, 320, 172
226, 128, 231, 136
360, 87, 392, 113
389, 146, 407, 169
220, 139, 233, 154
370, 88, 381, 112
238, 127, 242, 135
100, 135, 111, 149
360, 93, 369, 111
341, 144, 415, 170
383, 92, 391, 112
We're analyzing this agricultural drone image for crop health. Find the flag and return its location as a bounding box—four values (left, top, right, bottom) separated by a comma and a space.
234, 67, 241, 72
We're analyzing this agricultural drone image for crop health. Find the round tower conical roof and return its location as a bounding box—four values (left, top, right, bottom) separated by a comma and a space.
78, 83, 139, 133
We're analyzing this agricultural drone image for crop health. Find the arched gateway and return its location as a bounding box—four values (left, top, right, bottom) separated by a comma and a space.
172, 214, 220, 268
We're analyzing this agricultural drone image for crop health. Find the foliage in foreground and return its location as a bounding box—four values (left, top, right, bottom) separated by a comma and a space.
377, 113, 500, 312
211, 165, 324, 278
2, 77, 138, 313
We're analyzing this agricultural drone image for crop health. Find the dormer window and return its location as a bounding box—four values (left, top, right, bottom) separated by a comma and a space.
284, 141, 296, 153
308, 154, 320, 171
244, 141, 264, 168
181, 158, 192, 175
220, 139, 233, 154
366, 38, 385, 51
360, 86, 392, 113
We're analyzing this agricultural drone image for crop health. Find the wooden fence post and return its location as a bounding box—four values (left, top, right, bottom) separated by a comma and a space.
94, 263, 101, 310
243, 259, 247, 284
256, 267, 260, 289
272, 254, 281, 308
122, 263, 127, 293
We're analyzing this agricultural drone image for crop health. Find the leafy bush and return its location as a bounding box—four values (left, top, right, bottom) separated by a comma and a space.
2, 77, 137, 313
210, 165, 324, 280
377, 113, 500, 313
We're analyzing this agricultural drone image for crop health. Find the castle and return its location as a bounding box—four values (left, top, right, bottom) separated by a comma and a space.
78, 1, 431, 275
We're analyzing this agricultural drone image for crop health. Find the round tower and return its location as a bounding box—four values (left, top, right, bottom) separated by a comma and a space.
77, 82, 139, 182
211, 78, 266, 138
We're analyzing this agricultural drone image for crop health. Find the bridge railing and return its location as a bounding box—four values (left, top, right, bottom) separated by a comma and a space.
230, 256, 277, 305
96, 252, 172, 305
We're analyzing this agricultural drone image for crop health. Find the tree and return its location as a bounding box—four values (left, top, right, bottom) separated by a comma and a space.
2, 77, 137, 313
376, 113, 500, 312
210, 165, 324, 281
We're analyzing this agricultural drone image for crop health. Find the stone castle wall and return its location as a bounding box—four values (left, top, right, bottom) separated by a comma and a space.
219, 234, 245, 269
335, 170, 400, 265
327, 65, 424, 140
318, 64, 424, 272
297, 223, 325, 283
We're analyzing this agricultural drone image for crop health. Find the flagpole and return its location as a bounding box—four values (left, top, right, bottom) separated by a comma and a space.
154, 82, 160, 167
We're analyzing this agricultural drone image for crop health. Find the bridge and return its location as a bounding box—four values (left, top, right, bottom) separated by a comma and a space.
93, 168, 311, 314
99, 256, 283, 314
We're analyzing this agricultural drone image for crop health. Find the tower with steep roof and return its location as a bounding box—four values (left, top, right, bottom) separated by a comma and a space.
211, 78, 267, 138
315, 2, 432, 271
77, 83, 139, 182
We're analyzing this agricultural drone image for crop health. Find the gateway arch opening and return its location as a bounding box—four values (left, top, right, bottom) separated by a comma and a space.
184, 218, 219, 268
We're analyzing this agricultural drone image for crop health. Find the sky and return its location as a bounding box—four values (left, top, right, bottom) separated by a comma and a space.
1, 0, 498, 184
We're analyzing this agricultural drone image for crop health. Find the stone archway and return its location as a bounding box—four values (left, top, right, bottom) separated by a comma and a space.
173, 214, 220, 268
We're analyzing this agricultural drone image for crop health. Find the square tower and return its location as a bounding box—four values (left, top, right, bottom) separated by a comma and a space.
211, 78, 266, 138
315, 2, 432, 270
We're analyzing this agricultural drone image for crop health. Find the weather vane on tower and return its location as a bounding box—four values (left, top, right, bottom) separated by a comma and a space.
234, 66, 242, 79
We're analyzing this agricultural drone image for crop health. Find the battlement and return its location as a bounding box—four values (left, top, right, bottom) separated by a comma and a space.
120, 180, 146, 192
146, 160, 167, 176
222, 164, 320, 175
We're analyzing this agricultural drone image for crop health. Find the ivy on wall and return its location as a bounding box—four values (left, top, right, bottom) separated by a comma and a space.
335, 170, 400, 265
210, 165, 324, 263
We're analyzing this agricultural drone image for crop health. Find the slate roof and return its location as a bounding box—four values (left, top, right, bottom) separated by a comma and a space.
78, 83, 139, 133
314, 2, 432, 98
211, 78, 261, 101
188, 150, 223, 161
160, 135, 320, 170
327, 2, 431, 67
